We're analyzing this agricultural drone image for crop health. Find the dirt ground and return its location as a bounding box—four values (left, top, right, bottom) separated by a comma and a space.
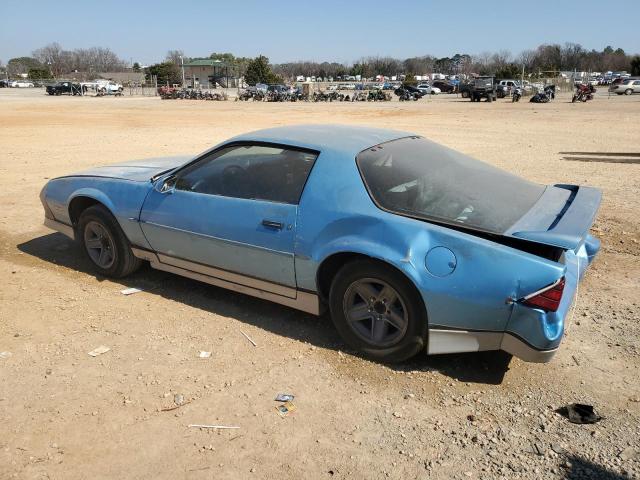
0, 88, 638, 480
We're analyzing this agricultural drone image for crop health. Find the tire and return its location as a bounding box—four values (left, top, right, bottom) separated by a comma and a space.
77, 205, 141, 278
486, 95, 492, 103
572, 95, 577, 103
329, 259, 428, 363
625, 89, 633, 95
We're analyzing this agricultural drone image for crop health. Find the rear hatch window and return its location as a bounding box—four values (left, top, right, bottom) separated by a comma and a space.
356, 136, 545, 234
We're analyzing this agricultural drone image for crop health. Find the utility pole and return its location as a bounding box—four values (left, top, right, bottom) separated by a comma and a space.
180, 56, 185, 87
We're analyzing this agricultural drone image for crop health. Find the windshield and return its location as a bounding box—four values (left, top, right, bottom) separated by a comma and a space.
356, 137, 545, 233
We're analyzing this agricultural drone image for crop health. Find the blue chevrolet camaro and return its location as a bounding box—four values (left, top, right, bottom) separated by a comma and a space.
40, 125, 601, 362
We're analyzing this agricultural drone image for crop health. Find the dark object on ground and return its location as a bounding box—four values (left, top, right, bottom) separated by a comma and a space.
530, 92, 550, 103
557, 403, 602, 424
394, 86, 421, 101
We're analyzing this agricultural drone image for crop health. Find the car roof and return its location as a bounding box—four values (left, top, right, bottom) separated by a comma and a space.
226, 125, 412, 155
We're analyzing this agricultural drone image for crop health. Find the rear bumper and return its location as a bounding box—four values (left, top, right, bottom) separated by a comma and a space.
502, 239, 599, 360
500, 333, 558, 363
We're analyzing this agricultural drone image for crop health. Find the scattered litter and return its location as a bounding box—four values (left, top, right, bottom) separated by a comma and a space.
571, 355, 580, 366
619, 447, 639, 461
275, 393, 295, 402
120, 287, 142, 296
198, 351, 212, 359
275, 401, 296, 417
557, 403, 602, 424
0, 351, 12, 359
240, 330, 257, 347
188, 424, 240, 429
174, 394, 185, 405
533, 442, 545, 456
161, 400, 190, 412
88, 346, 110, 357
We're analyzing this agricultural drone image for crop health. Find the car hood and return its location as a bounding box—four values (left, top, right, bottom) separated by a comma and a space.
61, 156, 191, 182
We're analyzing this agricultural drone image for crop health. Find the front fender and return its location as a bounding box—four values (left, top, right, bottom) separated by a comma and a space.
43, 177, 153, 249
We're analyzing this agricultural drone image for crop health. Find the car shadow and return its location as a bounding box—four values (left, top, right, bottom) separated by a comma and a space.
562, 455, 631, 480
18, 232, 512, 385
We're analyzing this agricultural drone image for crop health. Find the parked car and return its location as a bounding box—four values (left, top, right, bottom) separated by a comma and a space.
431, 80, 455, 93
496, 80, 521, 98
46, 81, 83, 96
0, 79, 8, 88
608, 77, 627, 92
10, 80, 35, 88
41, 125, 601, 363
415, 83, 432, 94
94, 80, 124, 95
610, 78, 640, 95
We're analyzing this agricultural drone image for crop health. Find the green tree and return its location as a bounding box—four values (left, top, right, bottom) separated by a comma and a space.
7, 56, 42, 75
28, 67, 52, 79
132, 62, 141, 72
494, 63, 522, 79
631, 56, 640, 76
403, 74, 417, 86
244, 55, 281, 85
146, 62, 181, 85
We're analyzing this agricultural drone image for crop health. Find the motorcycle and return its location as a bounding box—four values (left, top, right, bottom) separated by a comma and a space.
572, 83, 596, 103
511, 87, 522, 102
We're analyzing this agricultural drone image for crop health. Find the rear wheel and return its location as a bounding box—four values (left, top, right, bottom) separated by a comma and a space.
625, 89, 633, 95
329, 260, 427, 363
78, 205, 141, 278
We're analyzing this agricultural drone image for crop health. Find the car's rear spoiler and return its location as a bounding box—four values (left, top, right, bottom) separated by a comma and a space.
504, 185, 602, 251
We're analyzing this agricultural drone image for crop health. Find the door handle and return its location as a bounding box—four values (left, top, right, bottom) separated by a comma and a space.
262, 220, 284, 230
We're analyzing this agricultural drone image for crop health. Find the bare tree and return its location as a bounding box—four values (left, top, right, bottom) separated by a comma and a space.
32, 42, 65, 76
166, 50, 185, 66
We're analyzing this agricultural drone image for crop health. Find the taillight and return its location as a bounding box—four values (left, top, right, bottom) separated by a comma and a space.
522, 277, 565, 312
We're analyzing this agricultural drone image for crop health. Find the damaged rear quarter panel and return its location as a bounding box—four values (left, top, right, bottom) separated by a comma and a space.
295, 148, 566, 333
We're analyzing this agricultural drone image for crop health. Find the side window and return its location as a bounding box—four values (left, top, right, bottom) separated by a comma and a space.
174, 144, 318, 204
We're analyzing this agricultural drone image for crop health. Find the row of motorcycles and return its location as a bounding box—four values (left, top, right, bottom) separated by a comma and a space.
158, 86, 228, 101
236, 89, 391, 102
237, 90, 302, 102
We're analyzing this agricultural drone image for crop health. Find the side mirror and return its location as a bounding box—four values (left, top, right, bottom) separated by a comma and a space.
155, 175, 176, 194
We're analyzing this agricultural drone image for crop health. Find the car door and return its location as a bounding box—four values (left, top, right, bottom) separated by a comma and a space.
139, 143, 319, 293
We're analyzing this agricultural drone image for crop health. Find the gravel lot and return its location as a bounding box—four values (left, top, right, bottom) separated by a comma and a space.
0, 87, 638, 480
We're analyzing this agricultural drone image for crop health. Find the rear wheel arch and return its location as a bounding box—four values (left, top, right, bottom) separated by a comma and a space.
316, 252, 426, 310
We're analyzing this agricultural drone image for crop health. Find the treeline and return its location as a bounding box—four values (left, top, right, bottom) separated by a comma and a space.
4, 42, 128, 78
4, 42, 639, 83
273, 44, 638, 79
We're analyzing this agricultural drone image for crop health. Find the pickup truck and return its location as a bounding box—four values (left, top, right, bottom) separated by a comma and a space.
46, 82, 84, 95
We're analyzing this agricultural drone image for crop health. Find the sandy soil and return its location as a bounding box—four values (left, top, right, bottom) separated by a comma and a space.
0, 88, 639, 480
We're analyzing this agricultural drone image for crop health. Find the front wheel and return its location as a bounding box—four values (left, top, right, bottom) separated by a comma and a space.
625, 89, 633, 95
572, 95, 577, 103
329, 260, 427, 363
78, 205, 141, 278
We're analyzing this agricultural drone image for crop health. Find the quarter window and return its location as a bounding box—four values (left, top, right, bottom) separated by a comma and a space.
175, 144, 318, 204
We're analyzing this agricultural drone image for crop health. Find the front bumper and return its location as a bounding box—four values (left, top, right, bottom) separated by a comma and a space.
44, 217, 75, 240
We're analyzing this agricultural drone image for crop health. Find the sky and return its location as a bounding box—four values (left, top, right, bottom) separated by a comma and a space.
1, 0, 638, 66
